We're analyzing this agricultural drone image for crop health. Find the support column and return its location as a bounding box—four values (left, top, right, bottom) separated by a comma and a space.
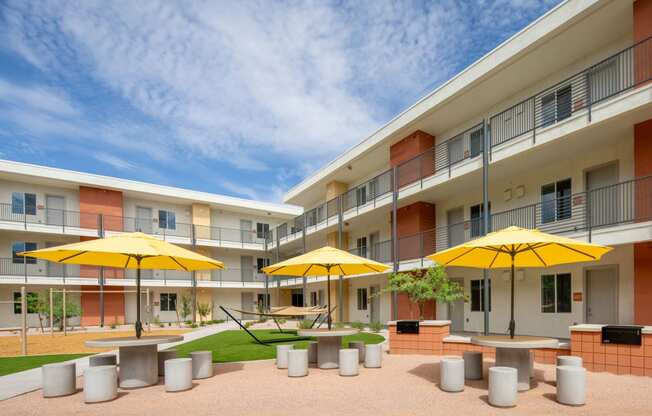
482, 119, 491, 335
391, 166, 399, 320
302, 212, 307, 307
338, 195, 344, 322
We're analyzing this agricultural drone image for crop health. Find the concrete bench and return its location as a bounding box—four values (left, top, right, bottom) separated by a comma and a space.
557, 365, 586, 406
276, 344, 294, 369
339, 349, 359, 377
288, 349, 309, 377
42, 362, 76, 398
364, 344, 382, 368
158, 350, 178, 376
165, 358, 193, 392
463, 351, 482, 380
84, 365, 117, 403
190, 351, 213, 379
440, 357, 464, 392
489, 367, 517, 407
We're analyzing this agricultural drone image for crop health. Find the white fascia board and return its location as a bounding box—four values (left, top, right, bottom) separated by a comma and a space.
0, 159, 303, 217
282, 0, 602, 203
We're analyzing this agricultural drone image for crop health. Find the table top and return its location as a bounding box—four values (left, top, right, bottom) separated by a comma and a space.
470, 335, 558, 349
85, 335, 184, 348
297, 328, 359, 337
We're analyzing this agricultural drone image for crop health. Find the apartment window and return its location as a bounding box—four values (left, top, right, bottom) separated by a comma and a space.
356, 186, 367, 206
256, 257, 270, 273
541, 179, 572, 223
256, 223, 269, 239
158, 210, 176, 230
470, 203, 491, 238
470, 279, 491, 312
357, 288, 368, 310
12, 192, 36, 215
257, 293, 270, 310
310, 291, 318, 306
541, 273, 571, 313
541, 85, 572, 127
14, 291, 38, 314
160, 293, 177, 312
356, 237, 367, 258
12, 242, 37, 264
469, 128, 483, 158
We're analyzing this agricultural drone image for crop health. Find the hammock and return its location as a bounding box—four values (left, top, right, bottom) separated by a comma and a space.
229, 305, 328, 317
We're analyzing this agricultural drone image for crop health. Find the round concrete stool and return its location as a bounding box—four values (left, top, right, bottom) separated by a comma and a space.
158, 349, 178, 376
84, 365, 117, 403
463, 351, 483, 380
190, 351, 213, 379
556, 365, 586, 406
489, 367, 517, 408
348, 341, 365, 363
276, 344, 294, 369
89, 353, 117, 367
339, 349, 359, 377
557, 355, 582, 367
307, 341, 318, 364
42, 362, 76, 398
364, 344, 382, 368
440, 356, 465, 392
165, 358, 193, 392
288, 349, 309, 377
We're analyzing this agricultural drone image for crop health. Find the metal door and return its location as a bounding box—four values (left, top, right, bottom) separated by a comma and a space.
586, 267, 618, 324
46, 195, 65, 226
448, 278, 465, 332
369, 285, 380, 323
447, 207, 465, 248
136, 206, 152, 233
241, 292, 254, 319
240, 255, 253, 281
240, 220, 253, 243
587, 163, 619, 227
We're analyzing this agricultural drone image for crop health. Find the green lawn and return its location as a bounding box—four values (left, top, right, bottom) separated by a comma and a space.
173, 329, 384, 363
0, 354, 90, 377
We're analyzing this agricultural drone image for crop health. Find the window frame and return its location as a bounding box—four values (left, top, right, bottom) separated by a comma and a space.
160, 293, 177, 312
12, 192, 37, 215
356, 287, 368, 311
256, 257, 270, 273
256, 223, 270, 239
158, 210, 176, 230
541, 178, 572, 224
470, 279, 491, 312
14, 291, 38, 314
12, 242, 37, 264
540, 273, 572, 314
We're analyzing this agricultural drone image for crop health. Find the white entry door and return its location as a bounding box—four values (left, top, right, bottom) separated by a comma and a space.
46, 195, 65, 226
369, 285, 380, 323
136, 206, 152, 233
586, 267, 618, 324
448, 278, 465, 332
586, 163, 619, 227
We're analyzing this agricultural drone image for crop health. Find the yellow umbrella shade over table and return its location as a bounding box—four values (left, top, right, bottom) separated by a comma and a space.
262, 246, 390, 329
20, 232, 224, 337
427, 226, 612, 338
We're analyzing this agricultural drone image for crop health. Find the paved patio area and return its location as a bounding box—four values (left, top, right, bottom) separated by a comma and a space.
3, 353, 651, 416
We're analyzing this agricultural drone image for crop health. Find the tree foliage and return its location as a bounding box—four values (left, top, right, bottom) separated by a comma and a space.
179, 294, 193, 321
36, 292, 81, 330
382, 264, 467, 320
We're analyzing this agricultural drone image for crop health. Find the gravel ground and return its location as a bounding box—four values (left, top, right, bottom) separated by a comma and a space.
3, 353, 651, 415
0, 329, 189, 356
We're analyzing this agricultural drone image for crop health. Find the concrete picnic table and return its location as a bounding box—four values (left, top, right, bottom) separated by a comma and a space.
297, 328, 359, 369
85, 335, 183, 388
471, 335, 558, 391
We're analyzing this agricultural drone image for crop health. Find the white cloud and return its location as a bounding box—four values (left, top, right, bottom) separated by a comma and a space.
0, 0, 560, 193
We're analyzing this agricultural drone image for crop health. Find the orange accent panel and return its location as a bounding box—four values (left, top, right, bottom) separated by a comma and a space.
634, 242, 652, 325
390, 130, 434, 167
79, 186, 124, 231
80, 285, 125, 326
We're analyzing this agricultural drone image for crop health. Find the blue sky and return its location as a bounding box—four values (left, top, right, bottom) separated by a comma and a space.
0, 0, 560, 203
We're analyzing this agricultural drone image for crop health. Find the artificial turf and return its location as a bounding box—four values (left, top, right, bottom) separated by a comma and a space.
0, 353, 90, 376
173, 329, 384, 363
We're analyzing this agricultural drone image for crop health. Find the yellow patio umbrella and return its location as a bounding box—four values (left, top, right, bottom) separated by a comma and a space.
20, 232, 224, 338
427, 226, 612, 338
262, 246, 391, 329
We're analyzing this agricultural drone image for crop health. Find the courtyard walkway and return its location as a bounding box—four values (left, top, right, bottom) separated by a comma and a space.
3, 353, 651, 415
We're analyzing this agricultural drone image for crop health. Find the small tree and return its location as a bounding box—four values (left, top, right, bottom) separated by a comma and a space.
380, 264, 467, 320
179, 294, 192, 322
196, 301, 211, 323
36, 292, 81, 330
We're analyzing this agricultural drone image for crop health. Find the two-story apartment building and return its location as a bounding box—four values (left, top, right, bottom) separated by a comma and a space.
0, 160, 302, 328
266, 0, 652, 340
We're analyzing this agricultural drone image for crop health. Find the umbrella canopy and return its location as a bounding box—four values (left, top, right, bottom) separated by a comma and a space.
262, 246, 390, 329
20, 232, 224, 337
427, 226, 612, 337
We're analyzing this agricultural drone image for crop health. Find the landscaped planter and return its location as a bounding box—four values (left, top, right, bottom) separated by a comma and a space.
388, 320, 451, 355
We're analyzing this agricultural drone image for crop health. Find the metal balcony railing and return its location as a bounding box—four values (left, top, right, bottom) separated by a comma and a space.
348, 239, 393, 264
490, 35, 652, 148
210, 268, 269, 284
341, 170, 394, 213
0, 202, 101, 232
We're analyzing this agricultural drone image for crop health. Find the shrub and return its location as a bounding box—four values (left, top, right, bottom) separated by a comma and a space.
297, 319, 313, 329
277, 318, 286, 324
189, 323, 198, 329
185, 320, 193, 326
214, 319, 225, 324
244, 321, 253, 328
350, 321, 365, 330
168, 322, 172, 327
334, 322, 345, 329
370, 321, 383, 333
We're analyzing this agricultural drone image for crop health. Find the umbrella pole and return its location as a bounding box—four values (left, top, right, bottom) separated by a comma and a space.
509, 255, 515, 339
136, 257, 143, 339
326, 266, 332, 330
